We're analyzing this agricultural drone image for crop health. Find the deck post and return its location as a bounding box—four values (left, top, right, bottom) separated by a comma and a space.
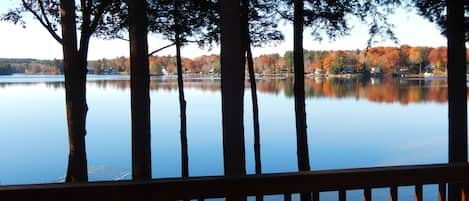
447, 0, 467, 201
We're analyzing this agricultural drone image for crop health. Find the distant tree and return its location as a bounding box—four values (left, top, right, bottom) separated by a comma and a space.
2, 0, 114, 182
283, 51, 293, 73
428, 47, 447, 73
0, 62, 13, 75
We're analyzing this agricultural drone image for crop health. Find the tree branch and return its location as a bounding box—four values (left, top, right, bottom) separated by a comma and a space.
148, 43, 176, 56
78, 0, 93, 55
89, 2, 108, 33
116, 35, 130, 42
22, 0, 62, 44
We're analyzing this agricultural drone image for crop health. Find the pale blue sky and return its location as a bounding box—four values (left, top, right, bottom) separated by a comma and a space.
0, 1, 447, 60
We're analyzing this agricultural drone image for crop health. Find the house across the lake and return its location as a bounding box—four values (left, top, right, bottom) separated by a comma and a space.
103, 67, 118, 75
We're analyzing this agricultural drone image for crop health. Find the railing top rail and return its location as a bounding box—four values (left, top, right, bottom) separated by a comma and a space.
1, 163, 469, 200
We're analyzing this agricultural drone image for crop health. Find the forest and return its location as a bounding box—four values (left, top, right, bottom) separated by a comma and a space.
0, 45, 465, 76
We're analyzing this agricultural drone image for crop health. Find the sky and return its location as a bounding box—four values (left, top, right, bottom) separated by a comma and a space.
0, 1, 448, 60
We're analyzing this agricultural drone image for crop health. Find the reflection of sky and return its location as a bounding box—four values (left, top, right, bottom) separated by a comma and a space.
0, 76, 450, 193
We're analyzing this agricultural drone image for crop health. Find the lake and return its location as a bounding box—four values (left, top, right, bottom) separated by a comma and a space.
0, 74, 454, 200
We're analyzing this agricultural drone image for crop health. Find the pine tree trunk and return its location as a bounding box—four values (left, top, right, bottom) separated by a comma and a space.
221, 0, 246, 200
241, 0, 262, 200
247, 47, 261, 176
447, 0, 467, 200
61, 0, 88, 183
174, 0, 189, 179
294, 0, 311, 200
127, 0, 152, 181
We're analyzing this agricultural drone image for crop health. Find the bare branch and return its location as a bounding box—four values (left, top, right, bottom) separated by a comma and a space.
22, 0, 62, 44
148, 43, 176, 56
116, 35, 130, 42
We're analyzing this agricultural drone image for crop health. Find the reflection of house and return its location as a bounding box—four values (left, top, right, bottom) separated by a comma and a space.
370, 77, 381, 85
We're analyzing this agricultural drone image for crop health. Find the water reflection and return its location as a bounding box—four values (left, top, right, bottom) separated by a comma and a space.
0, 77, 449, 104
0, 75, 450, 191
94, 77, 453, 105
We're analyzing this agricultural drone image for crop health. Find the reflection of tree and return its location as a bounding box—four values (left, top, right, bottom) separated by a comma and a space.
3, 77, 453, 104
253, 77, 450, 104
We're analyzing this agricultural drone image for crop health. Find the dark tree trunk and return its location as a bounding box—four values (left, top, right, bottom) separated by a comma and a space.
293, 0, 311, 200
247, 47, 261, 176
241, 1, 262, 200
447, 0, 467, 200
60, 0, 88, 183
127, 0, 152, 181
221, 0, 246, 200
247, 41, 264, 201
174, 0, 189, 179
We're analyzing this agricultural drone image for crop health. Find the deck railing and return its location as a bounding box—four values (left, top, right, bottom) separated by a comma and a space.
1, 163, 469, 201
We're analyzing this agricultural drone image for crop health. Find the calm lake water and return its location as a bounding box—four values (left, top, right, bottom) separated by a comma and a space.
0, 74, 455, 200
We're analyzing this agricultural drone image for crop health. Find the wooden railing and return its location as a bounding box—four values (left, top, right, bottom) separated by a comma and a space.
1, 163, 469, 201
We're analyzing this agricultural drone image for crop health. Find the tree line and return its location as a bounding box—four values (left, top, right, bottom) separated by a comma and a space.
0, 58, 63, 75
2, 45, 465, 76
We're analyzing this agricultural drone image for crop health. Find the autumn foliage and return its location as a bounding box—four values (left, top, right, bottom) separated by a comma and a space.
4, 45, 456, 76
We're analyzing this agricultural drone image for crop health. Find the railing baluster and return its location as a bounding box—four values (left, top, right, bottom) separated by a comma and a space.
339, 189, 346, 201
312, 191, 320, 201
284, 193, 292, 201
390, 186, 398, 201
439, 183, 446, 201
255, 195, 264, 201
414, 184, 422, 201
364, 188, 372, 201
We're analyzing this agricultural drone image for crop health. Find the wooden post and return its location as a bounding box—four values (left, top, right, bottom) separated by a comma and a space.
339, 189, 346, 201
390, 186, 398, 201
414, 185, 422, 201
284, 193, 292, 201
364, 188, 372, 201
447, 0, 467, 200
312, 191, 320, 201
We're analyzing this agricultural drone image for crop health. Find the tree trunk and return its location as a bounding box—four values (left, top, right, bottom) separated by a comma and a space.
174, 0, 189, 179
127, 0, 152, 181
447, 0, 467, 200
241, 0, 262, 200
221, 0, 246, 200
60, 0, 88, 183
248, 42, 264, 201
294, 0, 311, 200
247, 47, 261, 176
